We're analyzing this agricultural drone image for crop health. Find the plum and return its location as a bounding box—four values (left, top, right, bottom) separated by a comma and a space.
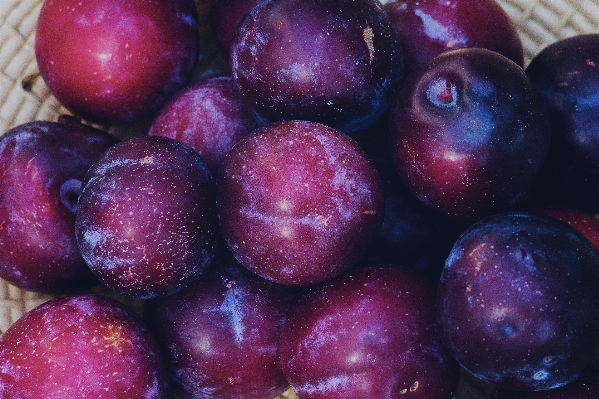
278, 264, 460, 399
217, 120, 384, 286
230, 0, 404, 134
210, 0, 265, 53
75, 136, 219, 298
144, 254, 299, 399
148, 76, 259, 173
0, 119, 118, 293
0, 294, 171, 398
35, 0, 199, 125
526, 34, 599, 213
528, 205, 599, 251
389, 48, 550, 220
496, 360, 599, 398
361, 157, 460, 283
384, 0, 523, 74
436, 213, 599, 391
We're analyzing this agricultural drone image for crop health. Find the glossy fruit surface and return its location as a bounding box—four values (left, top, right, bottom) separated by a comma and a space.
389, 48, 550, 220
75, 136, 219, 298
35, 0, 198, 125
279, 265, 460, 399
230, 0, 404, 133
217, 120, 384, 286
144, 254, 298, 399
384, 0, 523, 74
0, 120, 118, 293
148, 76, 259, 173
437, 213, 599, 391
0, 294, 171, 398
526, 34, 599, 213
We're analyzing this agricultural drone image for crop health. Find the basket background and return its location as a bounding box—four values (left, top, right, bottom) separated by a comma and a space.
0, 0, 598, 398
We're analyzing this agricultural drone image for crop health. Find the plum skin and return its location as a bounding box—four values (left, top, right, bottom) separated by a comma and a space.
144, 255, 298, 399
0, 294, 171, 398
216, 120, 384, 286
389, 48, 550, 220
230, 0, 404, 134
436, 213, 599, 391
278, 265, 460, 399
35, 0, 199, 125
384, 0, 524, 74
0, 120, 118, 293
148, 76, 259, 173
526, 34, 599, 213
75, 136, 219, 298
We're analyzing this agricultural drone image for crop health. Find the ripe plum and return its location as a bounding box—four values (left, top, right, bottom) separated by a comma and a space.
230, 0, 404, 134
384, 0, 523, 74
75, 136, 219, 298
437, 213, 599, 391
389, 48, 550, 220
210, 0, 265, 53
0, 120, 118, 293
526, 34, 599, 213
35, 0, 199, 125
278, 265, 460, 399
144, 254, 299, 399
217, 120, 384, 286
0, 294, 171, 398
148, 76, 259, 173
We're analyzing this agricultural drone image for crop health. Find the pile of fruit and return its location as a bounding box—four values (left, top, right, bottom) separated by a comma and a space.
1, 0, 599, 398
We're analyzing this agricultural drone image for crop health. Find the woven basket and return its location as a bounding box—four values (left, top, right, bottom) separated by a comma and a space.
0, 1, 597, 398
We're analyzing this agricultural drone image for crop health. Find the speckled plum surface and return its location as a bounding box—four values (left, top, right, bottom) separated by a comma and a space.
0, 294, 172, 398
217, 120, 384, 286
75, 136, 219, 298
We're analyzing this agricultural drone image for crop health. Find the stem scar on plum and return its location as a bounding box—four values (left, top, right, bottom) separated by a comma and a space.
427, 76, 459, 108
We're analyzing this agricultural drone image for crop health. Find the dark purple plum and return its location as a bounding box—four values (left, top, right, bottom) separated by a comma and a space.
0, 294, 171, 398
210, 0, 265, 53
361, 157, 460, 283
496, 360, 599, 398
278, 265, 460, 399
0, 119, 118, 293
35, 0, 198, 125
384, 0, 523, 74
144, 254, 299, 399
436, 213, 599, 391
148, 76, 259, 173
230, 0, 404, 134
75, 136, 219, 298
389, 48, 550, 220
217, 120, 384, 286
526, 34, 599, 213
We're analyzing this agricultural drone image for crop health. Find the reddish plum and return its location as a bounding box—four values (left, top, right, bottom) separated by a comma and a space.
148, 76, 259, 173
230, 0, 404, 133
217, 120, 384, 286
35, 0, 198, 125
278, 265, 460, 399
0, 294, 171, 398
389, 48, 550, 220
529, 205, 599, 250
210, 0, 265, 53
144, 254, 299, 399
75, 136, 219, 298
0, 120, 118, 293
384, 0, 523, 74
526, 34, 599, 213
437, 213, 599, 391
